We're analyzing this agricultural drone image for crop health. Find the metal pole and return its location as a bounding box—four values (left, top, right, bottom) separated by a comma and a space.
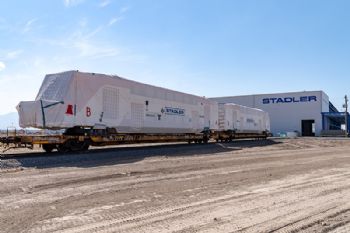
345, 95, 348, 137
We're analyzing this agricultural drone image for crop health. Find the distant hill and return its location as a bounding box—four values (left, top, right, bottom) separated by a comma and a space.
0, 112, 19, 129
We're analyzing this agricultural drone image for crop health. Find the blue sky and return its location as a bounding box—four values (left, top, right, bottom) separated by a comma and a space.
1, 0, 350, 114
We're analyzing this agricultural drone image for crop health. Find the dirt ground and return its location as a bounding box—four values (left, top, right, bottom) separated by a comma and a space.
1, 138, 350, 233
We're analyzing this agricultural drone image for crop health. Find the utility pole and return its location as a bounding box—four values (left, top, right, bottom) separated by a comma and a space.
345, 95, 348, 137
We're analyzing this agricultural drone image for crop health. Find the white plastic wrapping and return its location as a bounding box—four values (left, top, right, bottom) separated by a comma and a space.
17, 71, 219, 133
218, 103, 270, 133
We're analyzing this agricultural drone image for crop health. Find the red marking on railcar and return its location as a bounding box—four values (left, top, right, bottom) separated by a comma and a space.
66, 104, 73, 115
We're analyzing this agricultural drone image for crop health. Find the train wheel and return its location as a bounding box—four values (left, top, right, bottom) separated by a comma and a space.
57, 143, 70, 153
58, 139, 90, 153
82, 141, 90, 151
43, 144, 55, 153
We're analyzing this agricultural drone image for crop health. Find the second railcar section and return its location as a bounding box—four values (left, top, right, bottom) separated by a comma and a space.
213, 103, 270, 142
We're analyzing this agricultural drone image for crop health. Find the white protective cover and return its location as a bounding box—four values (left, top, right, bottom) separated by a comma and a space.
218, 103, 270, 133
17, 71, 219, 134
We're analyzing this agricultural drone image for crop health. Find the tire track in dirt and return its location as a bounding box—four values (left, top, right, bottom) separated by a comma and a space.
26, 168, 350, 233
1, 139, 350, 233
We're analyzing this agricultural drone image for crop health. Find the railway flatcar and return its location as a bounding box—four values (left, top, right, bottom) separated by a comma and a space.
15, 71, 219, 152
1, 71, 270, 153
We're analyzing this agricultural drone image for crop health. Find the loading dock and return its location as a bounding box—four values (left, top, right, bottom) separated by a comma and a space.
301, 120, 315, 136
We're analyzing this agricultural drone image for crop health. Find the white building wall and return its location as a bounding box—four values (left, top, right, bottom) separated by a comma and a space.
211, 91, 329, 136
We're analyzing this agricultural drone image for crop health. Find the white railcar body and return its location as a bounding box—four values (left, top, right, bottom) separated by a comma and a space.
218, 103, 270, 134
17, 71, 219, 134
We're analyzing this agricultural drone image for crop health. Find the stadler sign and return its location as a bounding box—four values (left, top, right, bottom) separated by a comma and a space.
262, 96, 317, 104
161, 107, 185, 116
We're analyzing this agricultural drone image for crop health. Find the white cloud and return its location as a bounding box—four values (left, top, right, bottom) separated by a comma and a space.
6, 50, 23, 60
28, 11, 142, 61
107, 6, 129, 26
108, 17, 123, 26
35, 26, 120, 59
23, 18, 37, 33
120, 6, 130, 14
73, 40, 119, 59
99, 0, 111, 8
64, 0, 85, 7
85, 26, 104, 38
0, 62, 5, 71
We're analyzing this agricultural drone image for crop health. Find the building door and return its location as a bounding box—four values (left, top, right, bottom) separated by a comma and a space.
301, 120, 315, 136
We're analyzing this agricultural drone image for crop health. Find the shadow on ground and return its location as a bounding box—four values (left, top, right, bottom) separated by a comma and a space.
0, 139, 281, 169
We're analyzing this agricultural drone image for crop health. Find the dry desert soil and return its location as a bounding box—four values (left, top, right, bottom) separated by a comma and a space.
1, 138, 350, 233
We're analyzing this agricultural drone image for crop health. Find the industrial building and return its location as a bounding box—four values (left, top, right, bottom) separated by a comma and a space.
211, 91, 349, 137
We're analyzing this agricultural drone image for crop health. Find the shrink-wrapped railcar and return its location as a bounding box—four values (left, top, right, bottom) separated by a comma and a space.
3, 71, 271, 153
214, 103, 270, 141
17, 71, 219, 134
